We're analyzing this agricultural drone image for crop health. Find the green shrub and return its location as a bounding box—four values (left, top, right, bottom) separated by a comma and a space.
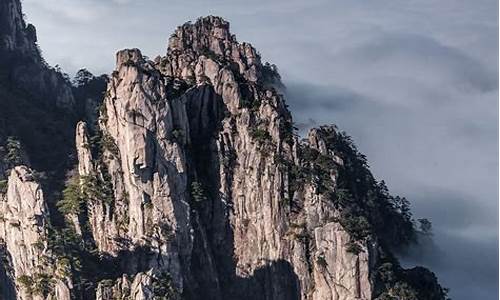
346, 240, 363, 254
281, 119, 296, 145
32, 273, 54, 296
200, 48, 221, 62
335, 188, 352, 204
260, 62, 281, 84
152, 272, 180, 300
250, 98, 262, 111
32, 239, 45, 251
389, 282, 419, 300
339, 213, 371, 241
289, 222, 306, 230
304, 127, 419, 249
5, 136, 23, 165
17, 273, 54, 297
0, 180, 7, 194
171, 129, 184, 143
101, 133, 119, 157
281, 197, 290, 206
418, 218, 432, 235
57, 170, 115, 216
116, 214, 130, 232
144, 201, 153, 210
377, 263, 396, 283
81, 173, 114, 205
191, 181, 207, 202
315, 154, 336, 171
316, 255, 328, 269
298, 144, 338, 193
88, 130, 119, 159
46, 226, 84, 272
198, 74, 211, 85
250, 128, 271, 144
286, 224, 309, 242
17, 275, 34, 289
154, 222, 175, 240
57, 175, 84, 215
301, 146, 320, 162
99, 102, 108, 123
221, 149, 237, 168
56, 257, 72, 277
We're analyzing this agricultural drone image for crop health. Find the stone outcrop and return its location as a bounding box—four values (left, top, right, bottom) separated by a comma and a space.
0, 0, 39, 58
0, 0, 77, 203
0, 166, 48, 299
69, 17, 437, 300
0, 9, 447, 300
0, 166, 71, 300
0, 0, 75, 109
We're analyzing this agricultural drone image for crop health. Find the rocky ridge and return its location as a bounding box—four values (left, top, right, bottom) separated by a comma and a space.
0, 0, 74, 109
0, 6, 447, 300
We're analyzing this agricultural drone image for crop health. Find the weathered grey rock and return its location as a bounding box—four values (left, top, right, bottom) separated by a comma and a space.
312, 222, 371, 300
96, 272, 155, 300
0, 13, 444, 300
0, 166, 71, 300
76, 121, 94, 176
0, 166, 48, 299
72, 48, 194, 296
71, 16, 376, 300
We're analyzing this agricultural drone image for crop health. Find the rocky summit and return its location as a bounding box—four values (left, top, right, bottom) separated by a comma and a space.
0, 1, 448, 300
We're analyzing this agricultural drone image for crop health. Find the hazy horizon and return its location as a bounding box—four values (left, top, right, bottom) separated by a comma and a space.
22, 0, 499, 299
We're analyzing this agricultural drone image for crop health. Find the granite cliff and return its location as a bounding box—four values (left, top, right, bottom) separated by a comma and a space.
0, 2, 447, 300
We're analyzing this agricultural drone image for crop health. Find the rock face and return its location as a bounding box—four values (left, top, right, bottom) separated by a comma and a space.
0, 0, 77, 192
0, 9, 447, 300
0, 0, 39, 57
0, 166, 48, 300
0, 166, 72, 300
0, 1, 82, 299
0, 0, 75, 109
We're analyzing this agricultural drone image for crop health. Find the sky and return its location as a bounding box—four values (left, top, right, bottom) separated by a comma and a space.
22, 0, 499, 299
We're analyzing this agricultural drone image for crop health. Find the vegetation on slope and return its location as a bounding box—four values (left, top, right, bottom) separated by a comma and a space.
295, 125, 448, 299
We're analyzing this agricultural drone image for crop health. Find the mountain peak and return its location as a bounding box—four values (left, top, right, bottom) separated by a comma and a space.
0, 0, 40, 59
0, 6, 448, 300
168, 16, 234, 55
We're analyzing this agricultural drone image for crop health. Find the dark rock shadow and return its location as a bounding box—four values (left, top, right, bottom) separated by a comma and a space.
230, 260, 300, 300
183, 84, 232, 299
182, 85, 301, 300
0, 245, 16, 300
75, 245, 160, 299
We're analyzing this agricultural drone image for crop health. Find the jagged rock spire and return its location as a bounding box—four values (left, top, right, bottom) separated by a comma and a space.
168, 16, 234, 56
162, 16, 277, 85
0, 9, 447, 299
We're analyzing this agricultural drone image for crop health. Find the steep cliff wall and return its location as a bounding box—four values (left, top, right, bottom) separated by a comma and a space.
0, 1, 93, 299
0, 0, 39, 57
0, 0, 74, 109
0, 166, 72, 300
0, 0, 79, 232
0, 8, 447, 300
62, 17, 446, 300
